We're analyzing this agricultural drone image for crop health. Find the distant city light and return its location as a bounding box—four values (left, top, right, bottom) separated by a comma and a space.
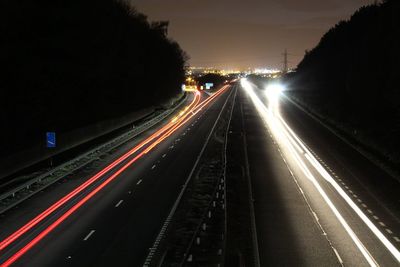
254, 68, 281, 74
186, 66, 241, 76
185, 66, 286, 78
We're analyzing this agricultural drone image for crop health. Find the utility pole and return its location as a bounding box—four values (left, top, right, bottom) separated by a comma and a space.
282, 49, 289, 73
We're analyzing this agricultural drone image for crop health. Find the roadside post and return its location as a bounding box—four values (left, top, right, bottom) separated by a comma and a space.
46, 132, 56, 167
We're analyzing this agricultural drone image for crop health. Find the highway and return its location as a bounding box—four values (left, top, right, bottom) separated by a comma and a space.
1, 79, 400, 267
237, 79, 400, 266
0, 85, 232, 266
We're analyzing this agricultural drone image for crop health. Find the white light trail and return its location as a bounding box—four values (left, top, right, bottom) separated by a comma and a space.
241, 78, 400, 265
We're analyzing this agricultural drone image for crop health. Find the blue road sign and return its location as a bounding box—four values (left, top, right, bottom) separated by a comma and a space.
205, 83, 214, 90
46, 132, 56, 148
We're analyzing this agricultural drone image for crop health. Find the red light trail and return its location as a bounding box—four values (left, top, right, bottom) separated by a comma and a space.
0, 86, 229, 266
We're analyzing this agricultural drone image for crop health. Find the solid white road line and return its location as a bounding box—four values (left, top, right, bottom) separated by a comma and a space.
143, 85, 234, 267
333, 247, 344, 265
242, 80, 400, 265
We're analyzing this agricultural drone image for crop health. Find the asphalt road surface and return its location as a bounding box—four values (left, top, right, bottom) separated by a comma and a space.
0, 86, 232, 267
238, 79, 400, 266
1, 79, 400, 267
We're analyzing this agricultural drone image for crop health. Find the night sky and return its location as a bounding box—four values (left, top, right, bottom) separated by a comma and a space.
132, 0, 375, 70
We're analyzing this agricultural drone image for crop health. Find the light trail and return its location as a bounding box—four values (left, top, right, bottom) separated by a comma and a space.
276, 100, 400, 265
0, 86, 229, 266
241, 79, 400, 265
0, 92, 201, 254
143, 85, 229, 153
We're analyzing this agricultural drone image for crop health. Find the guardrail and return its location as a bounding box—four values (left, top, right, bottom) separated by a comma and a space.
0, 94, 188, 214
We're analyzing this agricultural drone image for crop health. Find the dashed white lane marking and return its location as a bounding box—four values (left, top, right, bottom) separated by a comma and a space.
309, 148, 400, 260
162, 154, 167, 158
143, 87, 235, 266
137, 179, 142, 185
333, 247, 344, 265
151, 165, 156, 170
310, 149, 400, 251
169, 145, 174, 149
312, 211, 319, 222
115, 200, 124, 208
83, 230, 96, 241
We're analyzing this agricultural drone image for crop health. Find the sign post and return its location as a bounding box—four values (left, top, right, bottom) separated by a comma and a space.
46, 132, 56, 167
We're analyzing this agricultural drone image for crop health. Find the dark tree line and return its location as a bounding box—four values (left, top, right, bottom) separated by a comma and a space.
0, 0, 187, 157
289, 0, 400, 162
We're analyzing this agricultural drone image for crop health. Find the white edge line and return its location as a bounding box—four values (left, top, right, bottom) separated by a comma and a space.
143, 85, 234, 266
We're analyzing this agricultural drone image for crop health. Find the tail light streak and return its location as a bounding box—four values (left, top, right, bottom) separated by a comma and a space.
0, 86, 228, 266
144, 86, 229, 153
0, 92, 200, 254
